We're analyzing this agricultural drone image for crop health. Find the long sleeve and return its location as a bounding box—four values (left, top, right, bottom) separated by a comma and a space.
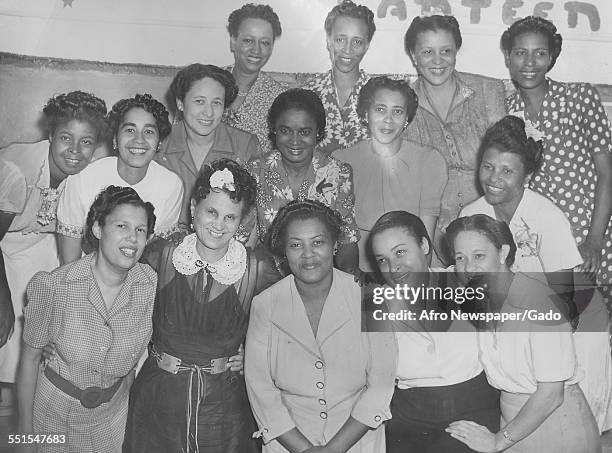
350, 330, 396, 428
245, 291, 296, 444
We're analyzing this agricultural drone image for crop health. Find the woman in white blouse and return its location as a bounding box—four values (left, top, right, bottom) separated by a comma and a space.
446, 214, 600, 453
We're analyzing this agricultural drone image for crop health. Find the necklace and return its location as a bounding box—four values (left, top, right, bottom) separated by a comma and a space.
172, 233, 247, 285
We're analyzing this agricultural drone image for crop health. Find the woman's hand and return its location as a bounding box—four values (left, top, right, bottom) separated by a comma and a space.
227, 344, 244, 374
578, 235, 602, 279
446, 420, 502, 453
41, 342, 56, 362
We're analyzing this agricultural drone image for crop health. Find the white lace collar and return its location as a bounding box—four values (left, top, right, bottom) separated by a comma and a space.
172, 233, 247, 286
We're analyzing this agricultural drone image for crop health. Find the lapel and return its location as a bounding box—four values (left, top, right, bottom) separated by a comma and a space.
316, 270, 352, 346
66, 254, 108, 320
271, 276, 321, 358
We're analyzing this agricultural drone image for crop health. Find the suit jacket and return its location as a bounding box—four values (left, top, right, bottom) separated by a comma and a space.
245, 269, 396, 453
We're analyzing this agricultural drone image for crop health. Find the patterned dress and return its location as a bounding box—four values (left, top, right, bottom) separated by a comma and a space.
247, 150, 359, 245
223, 67, 287, 154
506, 79, 612, 302
303, 69, 370, 155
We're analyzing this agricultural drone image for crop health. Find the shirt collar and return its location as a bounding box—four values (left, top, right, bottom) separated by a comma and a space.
66, 252, 154, 285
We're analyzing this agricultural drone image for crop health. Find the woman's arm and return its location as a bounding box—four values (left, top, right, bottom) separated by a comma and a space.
447, 381, 564, 452
16, 342, 42, 435
0, 212, 16, 347
276, 428, 314, 453
580, 151, 612, 276
58, 234, 83, 265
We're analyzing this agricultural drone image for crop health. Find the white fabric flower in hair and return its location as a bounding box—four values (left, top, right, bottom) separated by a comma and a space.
210, 168, 236, 192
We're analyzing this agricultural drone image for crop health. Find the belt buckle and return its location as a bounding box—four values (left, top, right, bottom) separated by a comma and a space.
80, 386, 104, 409
159, 352, 181, 374
209, 357, 228, 374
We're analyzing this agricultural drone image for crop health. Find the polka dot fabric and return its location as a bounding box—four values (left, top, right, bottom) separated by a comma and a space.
507, 79, 612, 305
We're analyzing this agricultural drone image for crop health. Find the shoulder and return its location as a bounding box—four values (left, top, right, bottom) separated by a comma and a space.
508, 272, 557, 310
303, 71, 331, 90
460, 196, 488, 216
333, 140, 367, 162
252, 274, 292, 308
80, 156, 117, 177
522, 189, 566, 219
457, 71, 504, 91
147, 160, 182, 184
130, 262, 158, 286
0, 141, 48, 179
404, 140, 445, 163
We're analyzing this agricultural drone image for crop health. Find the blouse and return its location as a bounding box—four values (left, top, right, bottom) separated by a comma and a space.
247, 150, 359, 245
303, 69, 370, 155
56, 156, 183, 238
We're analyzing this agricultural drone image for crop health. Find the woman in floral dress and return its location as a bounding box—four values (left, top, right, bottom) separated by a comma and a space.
303, 0, 376, 155
248, 88, 360, 274
502, 16, 612, 304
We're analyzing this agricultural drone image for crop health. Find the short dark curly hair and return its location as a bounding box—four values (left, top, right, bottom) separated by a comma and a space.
85, 185, 156, 250
192, 158, 257, 218
357, 76, 419, 125
501, 16, 562, 71
108, 93, 172, 142
324, 0, 376, 42
227, 3, 282, 39
446, 214, 517, 267
404, 15, 462, 53
267, 199, 344, 259
170, 64, 238, 111
42, 90, 108, 141
267, 88, 326, 147
477, 115, 543, 176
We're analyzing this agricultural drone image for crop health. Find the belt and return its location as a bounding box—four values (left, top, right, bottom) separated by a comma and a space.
43, 365, 130, 409
151, 346, 231, 452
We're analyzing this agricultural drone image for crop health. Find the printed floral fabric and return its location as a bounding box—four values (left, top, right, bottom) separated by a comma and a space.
506, 79, 612, 288
223, 68, 286, 154
303, 69, 370, 155
247, 150, 359, 245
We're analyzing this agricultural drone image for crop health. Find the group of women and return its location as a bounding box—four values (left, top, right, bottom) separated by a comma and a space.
0, 1, 610, 452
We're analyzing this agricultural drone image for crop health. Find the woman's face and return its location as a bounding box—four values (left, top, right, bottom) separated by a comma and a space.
275, 108, 318, 167
366, 88, 408, 145
93, 203, 149, 272
191, 189, 244, 261
116, 107, 160, 171
231, 17, 275, 75
48, 119, 98, 180
177, 77, 225, 137
326, 16, 370, 74
411, 29, 457, 87
453, 230, 509, 282
479, 147, 529, 210
505, 31, 551, 92
285, 217, 335, 286
371, 226, 429, 286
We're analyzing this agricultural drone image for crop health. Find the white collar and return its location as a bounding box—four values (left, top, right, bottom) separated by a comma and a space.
172, 233, 247, 286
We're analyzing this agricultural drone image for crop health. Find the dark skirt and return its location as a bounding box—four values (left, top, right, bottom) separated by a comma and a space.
123, 356, 258, 453
387, 371, 500, 453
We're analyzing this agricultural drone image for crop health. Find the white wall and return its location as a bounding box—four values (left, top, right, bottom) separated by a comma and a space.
0, 0, 611, 83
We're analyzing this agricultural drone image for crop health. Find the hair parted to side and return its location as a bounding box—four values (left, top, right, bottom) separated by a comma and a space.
267, 88, 327, 147
170, 63, 239, 110
446, 214, 517, 267
107, 93, 172, 142
43, 90, 108, 141
368, 210, 432, 258
267, 199, 344, 258
85, 185, 156, 250
324, 0, 376, 42
478, 115, 543, 176
192, 158, 257, 217
404, 15, 462, 53
501, 16, 562, 71
357, 76, 419, 125
227, 3, 282, 39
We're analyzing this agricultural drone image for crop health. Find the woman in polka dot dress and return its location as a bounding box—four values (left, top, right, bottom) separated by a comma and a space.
502, 16, 612, 307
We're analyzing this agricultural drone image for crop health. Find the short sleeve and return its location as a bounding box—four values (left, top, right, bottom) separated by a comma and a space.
530, 329, 576, 383
419, 147, 448, 216
578, 83, 612, 156
538, 206, 583, 271
483, 77, 507, 125
56, 173, 88, 238
23, 271, 55, 348
0, 159, 27, 214
155, 173, 183, 237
